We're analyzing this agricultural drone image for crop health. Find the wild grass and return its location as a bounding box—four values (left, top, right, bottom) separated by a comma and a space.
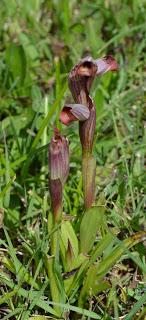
0, 1, 146, 319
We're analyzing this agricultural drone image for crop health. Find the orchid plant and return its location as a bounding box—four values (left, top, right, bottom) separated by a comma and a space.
60, 56, 119, 209
48, 56, 145, 319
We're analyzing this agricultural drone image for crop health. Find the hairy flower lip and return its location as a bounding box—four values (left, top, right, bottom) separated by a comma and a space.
75, 56, 97, 77
69, 55, 119, 79
60, 104, 90, 125
68, 55, 119, 103
95, 55, 119, 75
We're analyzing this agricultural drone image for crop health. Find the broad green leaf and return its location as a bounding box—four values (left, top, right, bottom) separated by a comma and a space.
5, 43, 26, 86
64, 253, 88, 294
80, 206, 104, 253
19, 32, 39, 61
68, 233, 114, 298
31, 85, 43, 112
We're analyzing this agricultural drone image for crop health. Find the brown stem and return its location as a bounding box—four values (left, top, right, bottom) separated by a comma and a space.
50, 178, 63, 223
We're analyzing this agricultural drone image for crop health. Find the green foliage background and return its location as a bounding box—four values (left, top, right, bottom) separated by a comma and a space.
0, 0, 146, 319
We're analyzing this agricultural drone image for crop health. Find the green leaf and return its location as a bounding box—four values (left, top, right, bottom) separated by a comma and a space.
78, 231, 146, 307
46, 256, 65, 316
80, 206, 105, 253
1, 307, 23, 320
1, 271, 101, 319
5, 43, 27, 86
124, 292, 146, 320
60, 220, 78, 270
64, 253, 88, 294
31, 85, 43, 112
3, 227, 39, 290
95, 232, 146, 282
0, 272, 58, 317
29, 317, 56, 320
78, 263, 110, 307
68, 233, 114, 299
22, 81, 67, 176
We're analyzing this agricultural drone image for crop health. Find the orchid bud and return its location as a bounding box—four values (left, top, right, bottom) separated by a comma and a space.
49, 128, 69, 221
49, 128, 69, 185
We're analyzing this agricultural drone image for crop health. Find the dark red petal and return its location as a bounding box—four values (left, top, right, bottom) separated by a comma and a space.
59, 107, 77, 125
60, 104, 90, 125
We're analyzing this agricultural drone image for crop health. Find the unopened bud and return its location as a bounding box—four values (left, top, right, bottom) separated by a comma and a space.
49, 128, 69, 221
49, 128, 69, 185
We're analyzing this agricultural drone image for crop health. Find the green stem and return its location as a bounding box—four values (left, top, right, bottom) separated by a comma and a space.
49, 179, 63, 259
48, 182, 63, 316
47, 257, 63, 316
79, 104, 96, 210
82, 154, 96, 210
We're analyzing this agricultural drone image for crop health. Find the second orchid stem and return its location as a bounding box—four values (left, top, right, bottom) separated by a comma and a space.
82, 154, 96, 210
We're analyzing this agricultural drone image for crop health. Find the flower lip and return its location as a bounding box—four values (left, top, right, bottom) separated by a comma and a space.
59, 106, 77, 125
60, 104, 90, 126
76, 57, 97, 77
95, 55, 119, 75
68, 56, 119, 101
69, 55, 119, 79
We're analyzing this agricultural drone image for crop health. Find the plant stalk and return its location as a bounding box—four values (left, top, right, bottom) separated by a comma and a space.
82, 154, 96, 210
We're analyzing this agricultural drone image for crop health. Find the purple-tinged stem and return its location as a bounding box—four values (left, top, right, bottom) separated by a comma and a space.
48, 128, 69, 254
68, 58, 97, 209
68, 56, 119, 210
